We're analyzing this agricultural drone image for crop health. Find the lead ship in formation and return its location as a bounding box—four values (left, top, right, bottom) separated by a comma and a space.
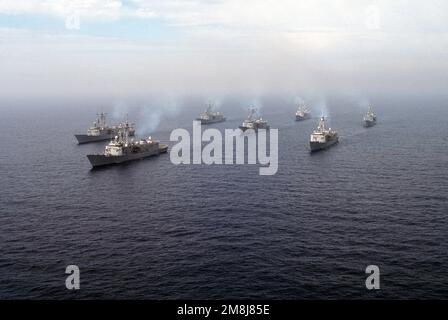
363, 106, 377, 127
87, 122, 168, 168
309, 116, 339, 152
239, 108, 270, 132
196, 103, 226, 124
75, 112, 135, 144
295, 104, 311, 121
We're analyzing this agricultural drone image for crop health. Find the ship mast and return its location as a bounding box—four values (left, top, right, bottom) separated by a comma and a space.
123, 115, 130, 144
97, 112, 107, 129
248, 107, 256, 121
317, 116, 326, 132
124, 122, 129, 144
207, 102, 213, 113
114, 120, 129, 144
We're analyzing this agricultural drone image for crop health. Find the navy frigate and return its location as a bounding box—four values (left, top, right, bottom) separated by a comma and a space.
75, 112, 135, 144
196, 103, 226, 124
295, 104, 311, 121
363, 106, 377, 127
239, 108, 270, 131
309, 116, 338, 152
87, 122, 168, 168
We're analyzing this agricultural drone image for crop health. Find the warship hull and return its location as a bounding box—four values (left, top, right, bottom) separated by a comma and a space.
75, 134, 114, 144
87, 144, 168, 168
296, 114, 311, 121
363, 120, 376, 127
310, 137, 339, 152
238, 125, 270, 132
197, 118, 226, 125
75, 130, 135, 144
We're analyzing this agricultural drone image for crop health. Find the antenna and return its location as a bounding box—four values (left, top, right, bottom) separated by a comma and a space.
248, 107, 256, 120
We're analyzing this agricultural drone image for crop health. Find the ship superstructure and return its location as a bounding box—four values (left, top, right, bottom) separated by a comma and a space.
295, 104, 311, 121
239, 108, 270, 132
75, 112, 135, 144
363, 106, 377, 127
197, 103, 226, 124
87, 122, 167, 168
309, 116, 339, 152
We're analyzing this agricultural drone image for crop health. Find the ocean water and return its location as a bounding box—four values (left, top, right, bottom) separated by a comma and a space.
1, 96, 448, 299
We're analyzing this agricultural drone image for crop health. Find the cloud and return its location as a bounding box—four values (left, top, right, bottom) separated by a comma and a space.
130, 0, 448, 33
0, 0, 154, 21
134, 8, 157, 19
0, 1, 448, 99
2, 1, 448, 35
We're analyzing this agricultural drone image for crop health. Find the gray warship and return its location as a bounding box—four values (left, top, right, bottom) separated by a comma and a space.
75, 112, 135, 144
295, 104, 311, 121
196, 103, 226, 124
309, 116, 339, 152
363, 106, 377, 127
239, 108, 270, 131
87, 122, 168, 168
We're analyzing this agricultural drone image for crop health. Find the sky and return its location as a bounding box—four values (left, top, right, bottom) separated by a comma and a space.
0, 0, 448, 99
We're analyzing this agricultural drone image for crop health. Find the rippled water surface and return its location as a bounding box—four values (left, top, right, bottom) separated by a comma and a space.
1, 97, 447, 299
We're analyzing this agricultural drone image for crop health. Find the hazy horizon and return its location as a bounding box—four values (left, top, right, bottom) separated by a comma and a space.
1, 1, 448, 100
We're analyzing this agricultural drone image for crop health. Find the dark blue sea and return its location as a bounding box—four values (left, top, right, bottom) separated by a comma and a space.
1, 96, 447, 299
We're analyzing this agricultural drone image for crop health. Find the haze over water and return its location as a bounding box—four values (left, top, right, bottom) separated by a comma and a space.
0, 95, 447, 299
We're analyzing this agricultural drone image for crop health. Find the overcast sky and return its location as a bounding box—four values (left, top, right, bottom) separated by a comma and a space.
1, 0, 447, 99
